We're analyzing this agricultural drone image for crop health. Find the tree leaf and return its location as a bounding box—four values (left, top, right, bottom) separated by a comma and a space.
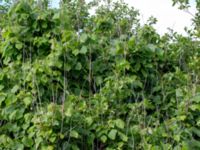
70, 130, 79, 139
75, 63, 82, 70
0, 85, 4, 91
118, 131, 128, 142
108, 129, 117, 140
115, 119, 125, 129
100, 135, 107, 143
80, 46, 87, 54
22, 137, 33, 147
80, 33, 88, 43
15, 43, 23, 50
23, 97, 32, 107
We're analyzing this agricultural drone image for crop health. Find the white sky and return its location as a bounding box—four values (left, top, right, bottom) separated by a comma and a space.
124, 0, 196, 35
51, 0, 196, 35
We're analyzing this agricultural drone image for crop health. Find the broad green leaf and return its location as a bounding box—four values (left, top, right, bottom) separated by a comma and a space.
100, 135, 107, 143
108, 129, 117, 140
35, 137, 43, 149
191, 94, 200, 103
22, 137, 33, 147
71, 145, 80, 150
41, 146, 54, 150
178, 115, 186, 121
118, 132, 128, 142
0, 85, 4, 91
85, 116, 93, 126
11, 85, 20, 93
5, 94, 17, 106
9, 109, 24, 120
15, 43, 23, 50
65, 106, 72, 117
191, 127, 200, 137
64, 63, 72, 71
80, 46, 87, 54
115, 119, 125, 129
23, 97, 32, 107
75, 63, 82, 70
14, 143, 24, 150
174, 134, 180, 142
189, 104, 200, 111
72, 49, 79, 56
70, 130, 79, 138
80, 33, 88, 43
49, 136, 56, 143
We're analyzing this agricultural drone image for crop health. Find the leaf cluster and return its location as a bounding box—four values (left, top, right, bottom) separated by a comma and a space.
0, 0, 199, 150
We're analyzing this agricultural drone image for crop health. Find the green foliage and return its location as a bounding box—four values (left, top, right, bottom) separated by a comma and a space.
0, 0, 199, 149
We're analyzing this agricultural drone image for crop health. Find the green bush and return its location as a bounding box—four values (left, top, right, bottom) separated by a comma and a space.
0, 0, 199, 149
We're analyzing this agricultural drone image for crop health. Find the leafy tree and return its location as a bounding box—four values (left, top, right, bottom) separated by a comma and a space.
0, 0, 199, 149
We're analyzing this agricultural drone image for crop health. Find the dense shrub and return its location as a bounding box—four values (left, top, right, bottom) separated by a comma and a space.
0, 0, 199, 149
